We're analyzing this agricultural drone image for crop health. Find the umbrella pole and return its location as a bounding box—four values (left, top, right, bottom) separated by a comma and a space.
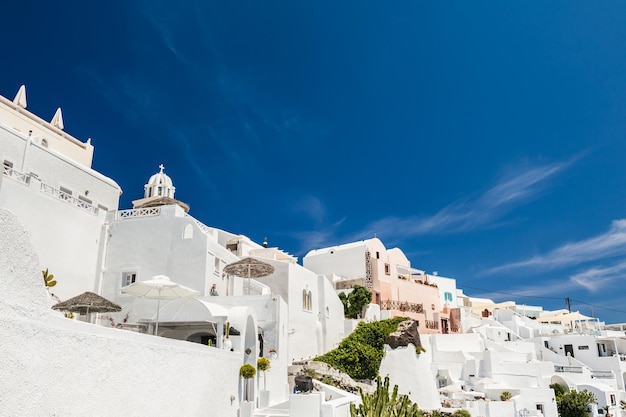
155, 296, 161, 335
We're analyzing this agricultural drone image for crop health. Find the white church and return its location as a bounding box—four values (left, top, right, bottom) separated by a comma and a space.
2, 86, 626, 417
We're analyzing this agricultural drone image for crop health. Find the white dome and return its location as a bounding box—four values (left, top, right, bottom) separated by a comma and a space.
143, 164, 176, 199
147, 171, 173, 187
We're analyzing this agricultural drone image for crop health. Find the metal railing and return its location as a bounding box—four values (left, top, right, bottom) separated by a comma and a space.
425, 320, 439, 329
116, 207, 161, 219
40, 182, 97, 214
380, 299, 424, 313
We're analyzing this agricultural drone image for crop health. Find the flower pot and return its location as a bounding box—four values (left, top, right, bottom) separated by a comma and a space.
223, 338, 233, 351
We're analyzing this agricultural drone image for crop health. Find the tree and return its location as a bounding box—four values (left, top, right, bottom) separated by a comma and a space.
550, 383, 565, 401
340, 285, 372, 319
257, 357, 271, 390
239, 364, 256, 401
557, 389, 596, 417
350, 375, 420, 417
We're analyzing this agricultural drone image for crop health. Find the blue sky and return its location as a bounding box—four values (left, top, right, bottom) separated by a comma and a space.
3, 2, 626, 322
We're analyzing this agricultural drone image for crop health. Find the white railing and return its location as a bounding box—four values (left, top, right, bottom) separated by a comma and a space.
2, 166, 30, 185
184, 214, 213, 235
116, 207, 161, 219
40, 183, 97, 214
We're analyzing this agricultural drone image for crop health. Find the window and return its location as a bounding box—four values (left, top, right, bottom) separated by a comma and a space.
444, 292, 453, 302
536, 404, 544, 414
611, 394, 616, 406
578, 345, 589, 350
121, 272, 136, 288
384, 263, 390, 275
79, 195, 93, 205
376, 251, 380, 259
302, 289, 312, 311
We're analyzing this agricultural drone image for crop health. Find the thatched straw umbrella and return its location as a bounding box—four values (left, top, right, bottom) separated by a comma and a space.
223, 257, 275, 295
52, 291, 122, 316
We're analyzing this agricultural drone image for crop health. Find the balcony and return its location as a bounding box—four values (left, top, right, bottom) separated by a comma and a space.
554, 365, 583, 373
425, 320, 439, 330
380, 299, 423, 313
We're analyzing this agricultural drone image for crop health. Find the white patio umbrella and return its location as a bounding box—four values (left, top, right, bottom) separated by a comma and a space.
121, 275, 199, 335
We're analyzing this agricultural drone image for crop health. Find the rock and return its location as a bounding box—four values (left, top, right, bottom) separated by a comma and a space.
385, 319, 422, 350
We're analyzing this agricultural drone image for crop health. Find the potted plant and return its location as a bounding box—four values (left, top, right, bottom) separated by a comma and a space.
257, 357, 271, 390
604, 405, 612, 417
239, 364, 256, 402
500, 391, 511, 401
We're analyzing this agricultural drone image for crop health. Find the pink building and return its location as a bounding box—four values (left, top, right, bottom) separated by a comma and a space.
304, 238, 461, 335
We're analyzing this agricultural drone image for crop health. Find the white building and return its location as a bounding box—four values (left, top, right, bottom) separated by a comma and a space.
0, 86, 121, 300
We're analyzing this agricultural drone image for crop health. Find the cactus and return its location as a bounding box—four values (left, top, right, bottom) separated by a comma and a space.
350, 375, 420, 417
42, 268, 57, 288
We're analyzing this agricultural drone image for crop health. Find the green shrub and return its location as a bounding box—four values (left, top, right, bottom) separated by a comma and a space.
239, 364, 256, 379
315, 317, 406, 380
453, 410, 472, 417
557, 389, 596, 417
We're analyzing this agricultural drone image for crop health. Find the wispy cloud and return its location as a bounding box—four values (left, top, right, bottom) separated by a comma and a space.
467, 279, 572, 301
291, 195, 327, 224
287, 217, 347, 255
569, 260, 626, 291
355, 159, 573, 240
488, 219, 626, 274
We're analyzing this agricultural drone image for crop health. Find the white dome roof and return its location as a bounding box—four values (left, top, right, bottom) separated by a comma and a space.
147, 171, 173, 187
147, 164, 173, 187
143, 164, 176, 199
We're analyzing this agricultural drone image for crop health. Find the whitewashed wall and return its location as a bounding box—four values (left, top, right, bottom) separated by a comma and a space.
304, 242, 367, 279
0, 209, 243, 417
0, 124, 120, 302
100, 205, 240, 323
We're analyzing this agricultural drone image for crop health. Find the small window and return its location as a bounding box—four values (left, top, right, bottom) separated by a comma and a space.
376, 251, 380, 259
384, 263, 390, 275
121, 272, 136, 288
79, 195, 93, 205
444, 292, 453, 302
578, 345, 589, 350
611, 394, 616, 406
536, 404, 544, 414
